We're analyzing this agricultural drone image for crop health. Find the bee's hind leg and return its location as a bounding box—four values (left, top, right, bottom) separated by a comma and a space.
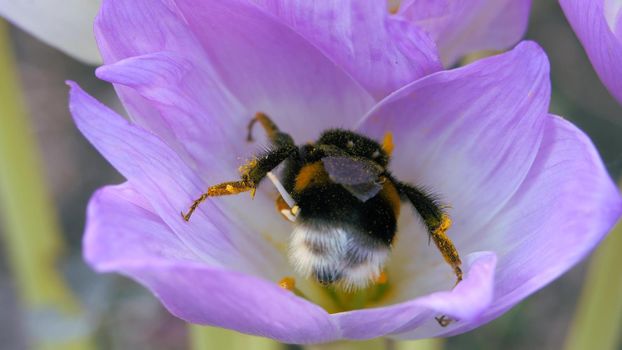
394, 180, 463, 284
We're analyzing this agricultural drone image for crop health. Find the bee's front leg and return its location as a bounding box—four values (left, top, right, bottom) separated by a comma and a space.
182, 146, 297, 221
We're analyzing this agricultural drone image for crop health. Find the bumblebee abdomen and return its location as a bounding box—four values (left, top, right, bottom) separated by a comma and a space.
289, 223, 390, 289
293, 181, 398, 246
284, 157, 400, 288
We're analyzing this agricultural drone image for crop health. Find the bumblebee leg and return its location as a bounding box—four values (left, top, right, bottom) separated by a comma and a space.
395, 181, 463, 284
182, 180, 254, 221
247, 112, 295, 149
183, 145, 297, 221
247, 112, 278, 141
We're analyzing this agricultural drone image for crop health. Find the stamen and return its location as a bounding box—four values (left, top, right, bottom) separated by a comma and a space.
375, 271, 388, 285
279, 277, 296, 291
387, 0, 400, 14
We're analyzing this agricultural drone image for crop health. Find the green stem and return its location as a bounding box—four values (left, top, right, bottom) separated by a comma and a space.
307, 339, 386, 350
307, 338, 443, 350
0, 20, 94, 350
394, 339, 443, 350
190, 325, 283, 350
563, 198, 622, 350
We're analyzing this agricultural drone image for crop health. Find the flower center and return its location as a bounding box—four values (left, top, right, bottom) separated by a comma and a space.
279, 273, 395, 313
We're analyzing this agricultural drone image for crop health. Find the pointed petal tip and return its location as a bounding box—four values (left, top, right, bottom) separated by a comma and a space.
415, 251, 497, 321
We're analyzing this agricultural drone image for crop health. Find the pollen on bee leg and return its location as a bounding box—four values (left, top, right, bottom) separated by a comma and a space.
430, 213, 463, 284
238, 158, 258, 175
279, 277, 296, 291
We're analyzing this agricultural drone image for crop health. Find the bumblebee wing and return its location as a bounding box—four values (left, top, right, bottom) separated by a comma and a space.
321, 156, 383, 202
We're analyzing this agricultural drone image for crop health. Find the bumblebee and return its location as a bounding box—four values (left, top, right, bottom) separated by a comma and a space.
182, 113, 462, 290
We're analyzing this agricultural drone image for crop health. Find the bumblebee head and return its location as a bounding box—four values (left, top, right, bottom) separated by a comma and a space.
317, 129, 390, 167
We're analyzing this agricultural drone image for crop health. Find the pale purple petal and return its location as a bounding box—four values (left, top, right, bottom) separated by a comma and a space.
95, 51, 246, 172
0, 0, 101, 64
94, 0, 249, 176
398, 0, 531, 66
95, 0, 374, 154
84, 183, 201, 270
355, 41, 621, 338
333, 252, 496, 339
173, 0, 375, 139
427, 115, 622, 337
69, 81, 286, 278
560, 0, 622, 106
358, 41, 550, 249
85, 184, 339, 343
125, 264, 339, 343
252, 1, 442, 99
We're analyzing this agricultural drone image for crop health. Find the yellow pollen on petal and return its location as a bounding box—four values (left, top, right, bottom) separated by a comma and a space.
382, 131, 394, 156
387, 0, 400, 14
279, 277, 296, 291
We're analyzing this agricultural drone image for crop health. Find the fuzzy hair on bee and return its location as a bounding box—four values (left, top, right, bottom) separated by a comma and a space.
182, 112, 463, 291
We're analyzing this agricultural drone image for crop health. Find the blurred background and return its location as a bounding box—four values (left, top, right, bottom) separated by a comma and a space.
0, 1, 621, 349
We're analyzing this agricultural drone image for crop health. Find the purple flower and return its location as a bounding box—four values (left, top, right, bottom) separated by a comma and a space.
560, 0, 622, 106
69, 0, 621, 344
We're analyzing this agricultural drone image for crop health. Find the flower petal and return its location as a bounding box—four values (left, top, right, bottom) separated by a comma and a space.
251, 1, 442, 99
85, 183, 339, 344
560, 0, 622, 106
95, 0, 248, 170
95, 0, 374, 150
69, 81, 288, 278
398, 0, 531, 66
174, 0, 375, 138
95, 51, 246, 172
0, 0, 101, 64
85, 183, 200, 271
431, 115, 622, 337
358, 41, 550, 250
127, 263, 339, 343
333, 252, 497, 339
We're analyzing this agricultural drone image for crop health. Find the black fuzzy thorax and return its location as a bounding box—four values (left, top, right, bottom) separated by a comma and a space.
279, 129, 397, 247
